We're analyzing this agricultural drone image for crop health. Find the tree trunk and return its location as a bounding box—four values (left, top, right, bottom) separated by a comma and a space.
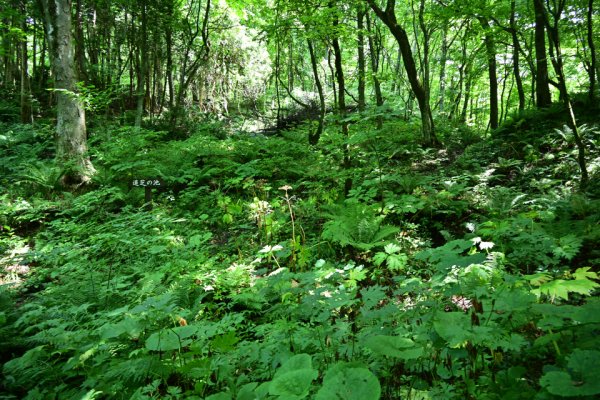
307, 39, 325, 145
533, 0, 552, 107
510, 0, 525, 111
20, 0, 32, 123
586, 0, 596, 103
543, 2, 589, 190
135, 4, 148, 128
478, 16, 498, 130
331, 5, 352, 195
366, 11, 383, 128
438, 21, 448, 114
74, 0, 87, 83
357, 6, 366, 111
41, 0, 95, 187
366, 0, 439, 146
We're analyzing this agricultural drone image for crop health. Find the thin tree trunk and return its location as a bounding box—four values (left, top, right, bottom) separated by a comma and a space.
438, 21, 448, 113
510, 0, 525, 111
543, 1, 589, 189
307, 39, 325, 145
20, 0, 32, 123
331, 4, 352, 194
366, 12, 384, 120
74, 0, 87, 83
135, 4, 148, 128
357, 6, 366, 111
478, 16, 499, 130
586, 0, 596, 103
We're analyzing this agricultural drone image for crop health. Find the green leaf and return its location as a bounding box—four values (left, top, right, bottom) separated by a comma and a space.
145, 326, 196, 351
540, 350, 600, 397
269, 369, 318, 399
269, 354, 317, 399
384, 243, 401, 254
372, 252, 387, 267
205, 393, 233, 400
573, 267, 598, 281
315, 363, 381, 400
433, 312, 473, 347
385, 253, 408, 272
363, 335, 421, 359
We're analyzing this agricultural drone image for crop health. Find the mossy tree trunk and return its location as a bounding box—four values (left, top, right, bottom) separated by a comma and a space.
42, 0, 95, 187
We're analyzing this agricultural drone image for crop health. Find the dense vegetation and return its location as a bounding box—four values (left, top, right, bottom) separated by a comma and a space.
1, 0, 600, 399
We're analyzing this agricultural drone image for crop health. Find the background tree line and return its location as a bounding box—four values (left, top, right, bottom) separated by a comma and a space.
0, 0, 598, 185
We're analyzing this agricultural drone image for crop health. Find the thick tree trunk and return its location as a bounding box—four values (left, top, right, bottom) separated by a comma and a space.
366, 0, 439, 147
478, 16, 498, 130
42, 0, 95, 187
533, 0, 552, 107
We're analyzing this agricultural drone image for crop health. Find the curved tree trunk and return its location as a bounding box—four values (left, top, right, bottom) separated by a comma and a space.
366, 0, 439, 147
42, 0, 95, 187
307, 39, 325, 145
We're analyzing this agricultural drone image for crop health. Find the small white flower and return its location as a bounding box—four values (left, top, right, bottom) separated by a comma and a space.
479, 241, 495, 250
203, 285, 214, 292
466, 222, 476, 232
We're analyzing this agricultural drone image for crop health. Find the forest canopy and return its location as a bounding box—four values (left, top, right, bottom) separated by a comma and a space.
1, 0, 599, 399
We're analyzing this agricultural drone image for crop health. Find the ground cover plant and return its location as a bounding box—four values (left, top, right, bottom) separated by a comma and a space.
2, 0, 600, 398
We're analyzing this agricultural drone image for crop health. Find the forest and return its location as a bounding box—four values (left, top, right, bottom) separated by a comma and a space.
0, 0, 599, 398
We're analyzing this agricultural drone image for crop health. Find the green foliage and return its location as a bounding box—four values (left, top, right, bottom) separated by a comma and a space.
316, 362, 381, 400
322, 202, 399, 251
2, 109, 600, 399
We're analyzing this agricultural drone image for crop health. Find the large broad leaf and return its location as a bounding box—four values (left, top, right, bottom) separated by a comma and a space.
269, 369, 318, 399
269, 354, 317, 399
540, 350, 600, 397
363, 335, 423, 359
433, 312, 473, 348
315, 362, 380, 400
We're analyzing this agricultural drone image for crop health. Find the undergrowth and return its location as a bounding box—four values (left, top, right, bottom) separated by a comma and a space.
1, 110, 599, 399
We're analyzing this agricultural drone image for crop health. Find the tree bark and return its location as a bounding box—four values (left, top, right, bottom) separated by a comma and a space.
586, 0, 596, 103
331, 4, 352, 194
542, 1, 589, 190
366, 12, 384, 114
20, 0, 32, 123
533, 0, 552, 107
307, 39, 325, 145
477, 16, 498, 130
366, 0, 439, 146
135, 3, 148, 128
510, 0, 525, 111
357, 6, 366, 111
41, 0, 95, 187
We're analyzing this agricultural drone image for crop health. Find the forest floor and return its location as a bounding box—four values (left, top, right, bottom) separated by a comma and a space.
1, 104, 600, 399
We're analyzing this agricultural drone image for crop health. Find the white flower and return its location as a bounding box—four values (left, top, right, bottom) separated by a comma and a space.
259, 244, 283, 254
479, 241, 495, 250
